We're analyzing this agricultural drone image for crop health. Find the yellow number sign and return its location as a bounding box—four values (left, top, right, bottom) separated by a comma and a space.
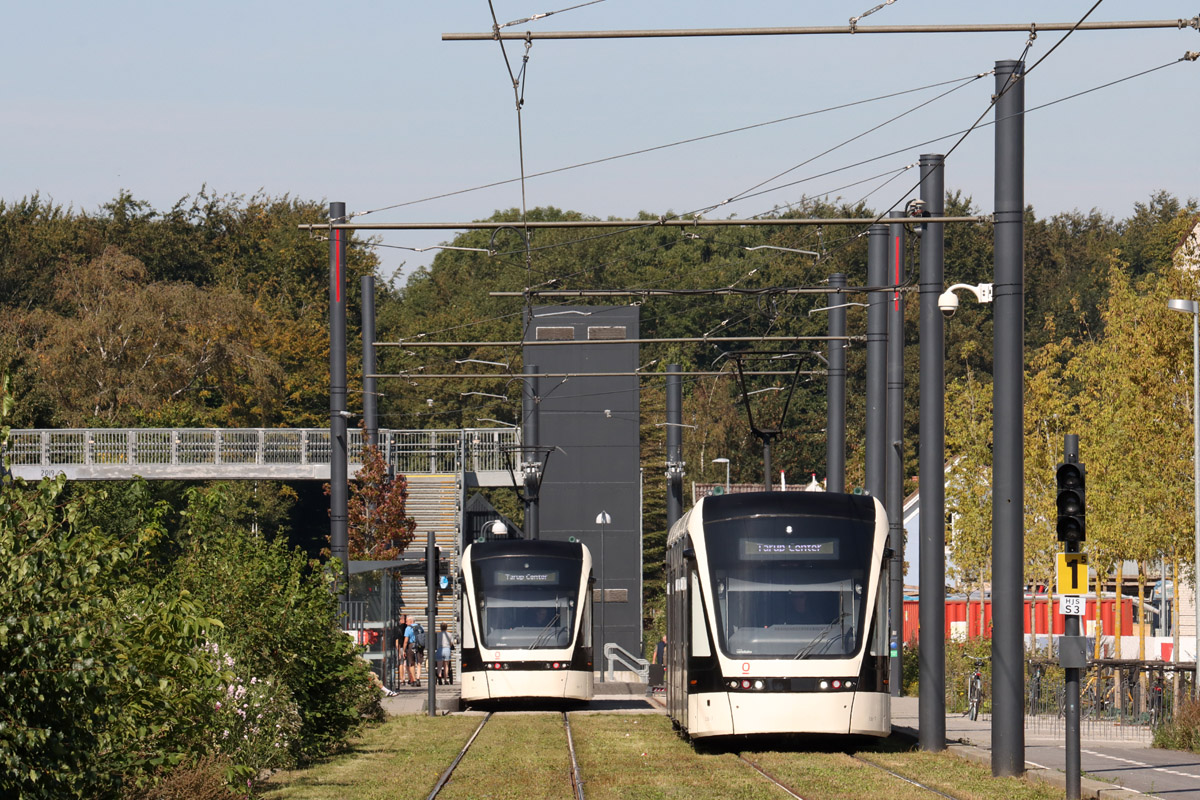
1056, 552, 1088, 595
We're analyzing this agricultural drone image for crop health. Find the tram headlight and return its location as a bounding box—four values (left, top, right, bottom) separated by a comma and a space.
728, 680, 739, 690
819, 680, 829, 690
753, 680, 764, 691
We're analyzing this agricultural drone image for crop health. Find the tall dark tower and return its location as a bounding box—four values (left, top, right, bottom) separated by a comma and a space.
524, 305, 642, 658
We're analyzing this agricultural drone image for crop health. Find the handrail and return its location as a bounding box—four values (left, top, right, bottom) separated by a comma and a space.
603, 642, 650, 682
2, 427, 519, 477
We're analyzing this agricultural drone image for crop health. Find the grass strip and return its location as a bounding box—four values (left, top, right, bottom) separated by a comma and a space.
437, 712, 571, 800
260, 714, 482, 800
855, 746, 1063, 800
569, 714, 787, 800
744, 748, 941, 800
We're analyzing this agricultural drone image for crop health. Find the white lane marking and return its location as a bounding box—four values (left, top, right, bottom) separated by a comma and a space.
1078, 747, 1200, 782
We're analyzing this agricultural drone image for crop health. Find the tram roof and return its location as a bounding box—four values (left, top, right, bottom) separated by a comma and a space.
700, 491, 878, 526
465, 539, 586, 561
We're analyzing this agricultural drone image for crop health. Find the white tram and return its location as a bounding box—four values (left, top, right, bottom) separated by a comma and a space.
459, 539, 594, 704
666, 491, 891, 738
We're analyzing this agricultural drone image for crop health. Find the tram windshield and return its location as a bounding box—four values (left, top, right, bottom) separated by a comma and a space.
473, 555, 581, 649
705, 512, 876, 659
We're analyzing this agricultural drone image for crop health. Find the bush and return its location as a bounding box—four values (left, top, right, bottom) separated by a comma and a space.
1154, 697, 1200, 752
204, 643, 303, 779
173, 486, 379, 762
120, 757, 244, 800
902, 639, 920, 696
944, 637, 994, 714
0, 476, 222, 798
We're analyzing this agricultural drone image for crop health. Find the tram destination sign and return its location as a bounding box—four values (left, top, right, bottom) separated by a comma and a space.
496, 570, 560, 585
741, 538, 838, 560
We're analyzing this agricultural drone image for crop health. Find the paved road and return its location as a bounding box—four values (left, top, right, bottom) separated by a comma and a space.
893, 696, 1200, 799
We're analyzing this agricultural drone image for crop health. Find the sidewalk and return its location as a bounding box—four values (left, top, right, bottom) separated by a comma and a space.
381, 679, 661, 716
891, 696, 1200, 799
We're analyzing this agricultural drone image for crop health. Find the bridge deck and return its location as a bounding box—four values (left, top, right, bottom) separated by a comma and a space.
4, 427, 518, 486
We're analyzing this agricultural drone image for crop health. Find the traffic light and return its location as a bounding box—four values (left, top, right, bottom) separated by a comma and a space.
1055, 461, 1085, 543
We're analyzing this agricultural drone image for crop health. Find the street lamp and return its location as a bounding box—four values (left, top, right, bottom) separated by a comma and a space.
1167, 297, 1200, 692
712, 457, 731, 494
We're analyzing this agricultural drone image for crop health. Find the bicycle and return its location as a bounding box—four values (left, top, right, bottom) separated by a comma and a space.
1147, 669, 1165, 728
967, 659, 986, 721
1028, 661, 1044, 717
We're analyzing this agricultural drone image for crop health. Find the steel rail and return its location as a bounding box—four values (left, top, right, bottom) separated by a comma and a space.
426, 712, 492, 800
737, 755, 808, 800
444, 19, 1199, 40
564, 712, 586, 800
298, 216, 983, 231
849, 754, 965, 800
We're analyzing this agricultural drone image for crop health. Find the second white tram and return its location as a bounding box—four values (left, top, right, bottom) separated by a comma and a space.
459, 539, 594, 704
666, 491, 891, 738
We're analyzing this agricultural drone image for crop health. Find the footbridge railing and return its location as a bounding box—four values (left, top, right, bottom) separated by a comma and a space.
3, 427, 519, 484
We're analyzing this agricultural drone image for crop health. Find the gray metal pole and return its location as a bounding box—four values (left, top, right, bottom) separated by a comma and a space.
523, 365, 540, 540
1063, 434, 1082, 800
666, 364, 683, 529
329, 202, 350, 593
866, 225, 888, 501
918, 154, 947, 749
763, 438, 773, 491
427, 531, 437, 716
1193, 312, 1199, 696
992, 58, 1026, 777
887, 211, 906, 697
361, 276, 378, 450
826, 274, 847, 493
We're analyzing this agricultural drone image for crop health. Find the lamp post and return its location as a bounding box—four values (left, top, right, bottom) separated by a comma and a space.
712, 457, 730, 494
1167, 297, 1200, 693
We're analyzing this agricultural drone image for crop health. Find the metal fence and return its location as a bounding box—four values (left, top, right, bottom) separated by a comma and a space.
950, 656, 1195, 741
4, 427, 520, 478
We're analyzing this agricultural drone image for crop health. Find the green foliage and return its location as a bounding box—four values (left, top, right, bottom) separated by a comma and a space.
0, 474, 221, 798
1153, 697, 1200, 752
171, 484, 379, 762
902, 640, 920, 697
945, 637, 994, 715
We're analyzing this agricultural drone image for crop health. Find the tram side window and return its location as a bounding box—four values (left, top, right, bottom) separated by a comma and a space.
689, 570, 711, 657
581, 581, 593, 648
870, 572, 888, 657
461, 593, 475, 649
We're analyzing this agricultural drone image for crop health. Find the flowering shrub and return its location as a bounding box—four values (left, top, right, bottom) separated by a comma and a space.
204, 644, 302, 779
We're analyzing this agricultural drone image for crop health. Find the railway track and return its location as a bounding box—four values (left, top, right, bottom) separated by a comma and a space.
738, 751, 968, 800
425, 711, 586, 800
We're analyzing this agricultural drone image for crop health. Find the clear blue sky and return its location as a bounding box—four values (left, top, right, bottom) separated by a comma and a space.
7, 2, 1199, 284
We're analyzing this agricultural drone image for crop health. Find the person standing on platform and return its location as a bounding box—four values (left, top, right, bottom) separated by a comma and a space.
437, 622, 454, 685
399, 615, 418, 687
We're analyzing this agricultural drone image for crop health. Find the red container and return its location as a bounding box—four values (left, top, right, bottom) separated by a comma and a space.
902, 596, 1135, 643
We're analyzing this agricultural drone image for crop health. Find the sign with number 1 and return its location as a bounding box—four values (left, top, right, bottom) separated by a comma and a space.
1056, 552, 1088, 595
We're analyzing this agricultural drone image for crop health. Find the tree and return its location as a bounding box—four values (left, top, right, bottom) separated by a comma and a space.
345, 443, 417, 560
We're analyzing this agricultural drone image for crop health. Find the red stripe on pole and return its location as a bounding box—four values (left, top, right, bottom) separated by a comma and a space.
335, 230, 342, 303
894, 234, 901, 310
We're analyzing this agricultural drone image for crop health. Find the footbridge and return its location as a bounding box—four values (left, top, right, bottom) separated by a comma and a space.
3, 427, 519, 487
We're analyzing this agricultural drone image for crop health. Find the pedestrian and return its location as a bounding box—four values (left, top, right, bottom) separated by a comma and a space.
399, 615, 418, 687
653, 633, 666, 665
411, 617, 426, 685
437, 622, 453, 685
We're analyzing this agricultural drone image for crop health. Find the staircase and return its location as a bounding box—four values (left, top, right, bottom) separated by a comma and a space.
399, 473, 463, 653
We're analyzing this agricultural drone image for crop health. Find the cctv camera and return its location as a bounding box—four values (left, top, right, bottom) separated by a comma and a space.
938, 289, 959, 318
